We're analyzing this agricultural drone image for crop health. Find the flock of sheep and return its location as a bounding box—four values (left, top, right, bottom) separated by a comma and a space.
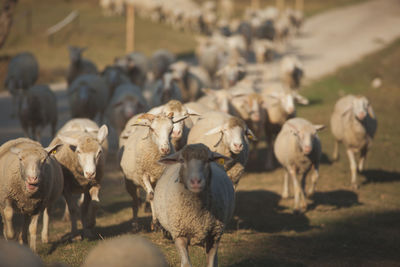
0, 4, 378, 267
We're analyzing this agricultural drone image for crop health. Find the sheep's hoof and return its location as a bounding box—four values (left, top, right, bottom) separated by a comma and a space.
41, 236, 48, 244
306, 189, 315, 198
282, 192, 289, 199
82, 229, 96, 240
131, 221, 141, 233
351, 183, 359, 191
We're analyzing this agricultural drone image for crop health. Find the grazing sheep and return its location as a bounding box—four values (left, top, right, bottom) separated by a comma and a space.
169, 61, 204, 102
18, 84, 57, 141
0, 138, 63, 252
187, 111, 255, 187
119, 112, 185, 230
260, 83, 296, 169
49, 125, 108, 238
330, 95, 377, 189
114, 52, 149, 87
0, 240, 45, 267
100, 65, 131, 98
274, 118, 324, 212
68, 74, 108, 123
83, 235, 167, 267
67, 46, 98, 86
144, 72, 182, 108
280, 55, 308, 105
107, 83, 149, 136
4, 52, 39, 117
150, 49, 176, 80
154, 144, 235, 267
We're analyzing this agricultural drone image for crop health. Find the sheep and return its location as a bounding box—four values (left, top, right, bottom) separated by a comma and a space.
0, 240, 45, 267
82, 235, 167, 267
260, 83, 296, 169
107, 83, 149, 136
68, 74, 108, 123
187, 111, 255, 187
100, 65, 131, 98
49, 125, 108, 238
0, 138, 63, 252
150, 49, 176, 80
280, 55, 308, 105
197, 88, 232, 114
154, 143, 235, 267
119, 112, 187, 230
114, 52, 149, 87
4, 52, 39, 117
184, 101, 212, 124
252, 39, 276, 63
274, 118, 325, 212
330, 95, 377, 189
143, 72, 183, 108
215, 62, 246, 89
188, 66, 212, 88
169, 61, 204, 102
18, 84, 57, 141
67, 46, 98, 86
149, 100, 200, 151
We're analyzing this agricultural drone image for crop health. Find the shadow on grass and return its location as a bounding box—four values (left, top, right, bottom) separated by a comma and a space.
95, 215, 153, 239
361, 169, 400, 184
320, 152, 333, 165
228, 257, 306, 267
229, 190, 311, 233
309, 190, 360, 210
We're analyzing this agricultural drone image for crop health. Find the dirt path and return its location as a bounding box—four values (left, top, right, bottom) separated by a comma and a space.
1, 0, 400, 145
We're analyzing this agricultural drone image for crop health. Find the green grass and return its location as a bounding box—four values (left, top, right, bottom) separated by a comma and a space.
31, 38, 400, 266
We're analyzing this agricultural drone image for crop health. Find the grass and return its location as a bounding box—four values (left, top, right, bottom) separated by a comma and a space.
28, 38, 400, 266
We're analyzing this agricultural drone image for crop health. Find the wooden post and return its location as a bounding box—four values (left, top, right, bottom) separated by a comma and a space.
126, 4, 135, 53
296, 0, 304, 12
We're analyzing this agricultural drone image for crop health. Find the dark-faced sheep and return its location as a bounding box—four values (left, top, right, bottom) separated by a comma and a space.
67, 46, 98, 86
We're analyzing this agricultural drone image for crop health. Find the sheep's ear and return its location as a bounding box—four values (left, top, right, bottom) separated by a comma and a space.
246, 128, 257, 141
368, 104, 376, 119
44, 144, 63, 156
58, 135, 79, 147
158, 151, 183, 165
209, 152, 231, 166
131, 114, 154, 127
205, 124, 226, 136
341, 106, 352, 117
286, 122, 299, 135
97, 125, 108, 144
85, 126, 99, 134
186, 107, 201, 116
314, 124, 325, 132
167, 112, 174, 119
173, 114, 189, 123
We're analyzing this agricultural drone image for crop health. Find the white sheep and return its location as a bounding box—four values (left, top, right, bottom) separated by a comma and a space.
197, 88, 232, 114
215, 61, 246, 89
18, 84, 58, 141
82, 235, 167, 267
4, 52, 39, 117
187, 111, 255, 187
252, 39, 276, 63
330, 95, 377, 189
49, 124, 108, 239
274, 118, 325, 212
154, 144, 235, 267
280, 55, 308, 105
67, 46, 98, 86
0, 138, 63, 252
68, 74, 108, 123
119, 112, 186, 230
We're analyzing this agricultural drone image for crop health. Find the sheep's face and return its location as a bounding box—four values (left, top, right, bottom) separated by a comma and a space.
103, 67, 125, 88
160, 73, 177, 103
170, 62, 189, 81
281, 93, 295, 115
353, 96, 369, 121
150, 117, 174, 156
286, 121, 324, 155
69, 46, 84, 64
231, 94, 262, 122
224, 126, 246, 154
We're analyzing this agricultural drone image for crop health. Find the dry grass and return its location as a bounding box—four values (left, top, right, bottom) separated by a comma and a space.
29, 38, 400, 267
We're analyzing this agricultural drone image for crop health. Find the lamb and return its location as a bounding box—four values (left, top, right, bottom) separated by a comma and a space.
100, 65, 131, 98
68, 74, 108, 123
150, 49, 176, 80
4, 52, 39, 117
107, 83, 149, 136
274, 118, 325, 212
154, 144, 235, 267
187, 111, 255, 187
67, 46, 98, 86
0, 138, 63, 252
330, 95, 377, 189
0, 240, 45, 267
260, 83, 296, 169
18, 84, 57, 141
49, 124, 108, 238
169, 61, 204, 102
82, 235, 167, 267
114, 52, 149, 87
119, 112, 186, 230
143, 72, 182, 108
280, 55, 308, 105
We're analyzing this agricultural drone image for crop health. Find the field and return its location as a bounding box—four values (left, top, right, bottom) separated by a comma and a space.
28, 37, 400, 266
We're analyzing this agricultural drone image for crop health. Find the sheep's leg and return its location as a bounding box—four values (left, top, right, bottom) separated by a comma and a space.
206, 239, 219, 267
358, 146, 368, 172
175, 237, 192, 267
289, 168, 306, 212
80, 191, 92, 239
143, 175, 156, 226
86, 186, 100, 235
64, 191, 79, 235
62, 201, 70, 221
346, 149, 358, 190
282, 171, 290, 199
28, 214, 39, 252
21, 214, 31, 246
265, 133, 275, 170
3, 199, 15, 240
332, 140, 340, 161
124, 178, 140, 231
41, 207, 50, 243
307, 167, 319, 197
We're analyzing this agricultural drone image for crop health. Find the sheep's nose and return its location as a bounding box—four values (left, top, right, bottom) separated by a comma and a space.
160, 147, 170, 155
234, 143, 243, 150
27, 176, 38, 184
84, 171, 96, 179
303, 146, 312, 154
357, 112, 366, 120
251, 113, 260, 122
288, 107, 295, 114
190, 177, 201, 186
172, 129, 182, 137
